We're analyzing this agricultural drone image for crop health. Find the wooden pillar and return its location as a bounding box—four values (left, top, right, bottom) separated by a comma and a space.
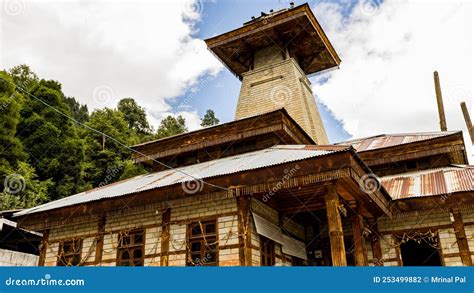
433, 71, 448, 131
451, 208, 472, 266
394, 235, 403, 266
160, 207, 171, 266
95, 214, 106, 264
368, 219, 383, 266
237, 195, 252, 266
38, 229, 49, 266
460, 102, 474, 145
325, 185, 347, 266
350, 204, 368, 266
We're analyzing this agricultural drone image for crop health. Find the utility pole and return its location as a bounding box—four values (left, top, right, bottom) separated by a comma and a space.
433, 71, 448, 131
460, 102, 474, 145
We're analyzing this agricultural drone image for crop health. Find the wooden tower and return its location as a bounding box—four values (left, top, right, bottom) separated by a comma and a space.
205, 3, 341, 144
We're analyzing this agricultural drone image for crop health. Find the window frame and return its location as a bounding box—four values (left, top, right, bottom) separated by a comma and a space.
260, 236, 275, 266
187, 219, 219, 266
57, 239, 82, 266
116, 229, 145, 267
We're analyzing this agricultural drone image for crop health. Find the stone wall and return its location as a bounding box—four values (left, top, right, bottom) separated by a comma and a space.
34, 194, 474, 267
41, 193, 239, 267
0, 249, 38, 266
375, 207, 474, 266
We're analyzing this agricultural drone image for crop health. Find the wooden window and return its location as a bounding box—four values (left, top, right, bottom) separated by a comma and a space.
187, 220, 218, 266
260, 236, 275, 266
116, 229, 144, 266
57, 239, 82, 266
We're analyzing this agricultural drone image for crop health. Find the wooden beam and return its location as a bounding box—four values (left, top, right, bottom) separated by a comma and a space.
368, 219, 383, 266
433, 71, 448, 131
325, 184, 347, 266
38, 229, 49, 266
450, 208, 472, 266
461, 101, 474, 145
237, 195, 252, 266
95, 214, 106, 264
351, 204, 368, 266
160, 207, 171, 266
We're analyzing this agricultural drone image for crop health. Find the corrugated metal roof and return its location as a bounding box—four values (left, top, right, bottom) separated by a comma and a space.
14, 145, 347, 217
336, 131, 458, 152
381, 165, 474, 200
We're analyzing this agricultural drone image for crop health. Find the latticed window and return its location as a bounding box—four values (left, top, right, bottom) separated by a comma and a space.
187, 220, 218, 266
116, 229, 144, 266
260, 236, 275, 266
57, 239, 82, 266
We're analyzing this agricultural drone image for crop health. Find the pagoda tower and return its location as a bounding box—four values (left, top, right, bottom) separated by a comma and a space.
205, 3, 341, 144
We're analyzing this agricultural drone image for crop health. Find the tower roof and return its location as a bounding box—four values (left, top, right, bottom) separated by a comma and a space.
205, 3, 341, 79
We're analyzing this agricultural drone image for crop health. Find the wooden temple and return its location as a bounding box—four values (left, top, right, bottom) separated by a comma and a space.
12, 3, 474, 267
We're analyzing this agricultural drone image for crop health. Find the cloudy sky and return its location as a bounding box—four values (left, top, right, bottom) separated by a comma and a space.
0, 0, 472, 154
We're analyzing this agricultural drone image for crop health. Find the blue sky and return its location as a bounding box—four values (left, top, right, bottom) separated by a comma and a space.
3, 0, 471, 153
169, 0, 353, 143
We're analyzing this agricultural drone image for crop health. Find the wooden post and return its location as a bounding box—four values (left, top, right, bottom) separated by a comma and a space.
450, 208, 472, 266
237, 195, 252, 266
433, 71, 448, 131
325, 185, 347, 266
351, 205, 368, 266
461, 102, 474, 145
95, 214, 106, 264
368, 219, 383, 266
394, 235, 403, 266
38, 229, 49, 266
160, 207, 171, 266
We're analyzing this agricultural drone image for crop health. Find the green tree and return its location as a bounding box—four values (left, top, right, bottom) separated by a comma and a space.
16, 79, 85, 199
0, 71, 27, 184
156, 115, 188, 139
117, 98, 151, 135
8, 64, 38, 91
200, 109, 219, 127
65, 96, 89, 123
82, 108, 138, 187
0, 161, 53, 210
119, 160, 147, 181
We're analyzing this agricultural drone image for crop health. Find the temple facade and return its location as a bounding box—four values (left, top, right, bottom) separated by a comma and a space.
13, 3, 473, 267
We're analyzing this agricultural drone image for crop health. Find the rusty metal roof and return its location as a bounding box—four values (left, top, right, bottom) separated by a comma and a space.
381, 165, 474, 200
14, 145, 348, 217
336, 131, 459, 152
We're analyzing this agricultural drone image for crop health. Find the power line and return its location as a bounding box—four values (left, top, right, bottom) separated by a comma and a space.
2, 76, 228, 192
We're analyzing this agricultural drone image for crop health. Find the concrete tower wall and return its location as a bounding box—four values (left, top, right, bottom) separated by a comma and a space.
235, 45, 329, 144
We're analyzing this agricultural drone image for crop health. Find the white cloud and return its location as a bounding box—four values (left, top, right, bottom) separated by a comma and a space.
0, 0, 222, 129
312, 0, 473, 158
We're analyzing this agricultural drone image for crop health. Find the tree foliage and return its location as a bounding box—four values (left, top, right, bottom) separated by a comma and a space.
0, 64, 196, 209
156, 115, 188, 139
118, 98, 151, 135
200, 109, 220, 127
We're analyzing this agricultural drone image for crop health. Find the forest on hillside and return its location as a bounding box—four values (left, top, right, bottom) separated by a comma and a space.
0, 65, 219, 210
